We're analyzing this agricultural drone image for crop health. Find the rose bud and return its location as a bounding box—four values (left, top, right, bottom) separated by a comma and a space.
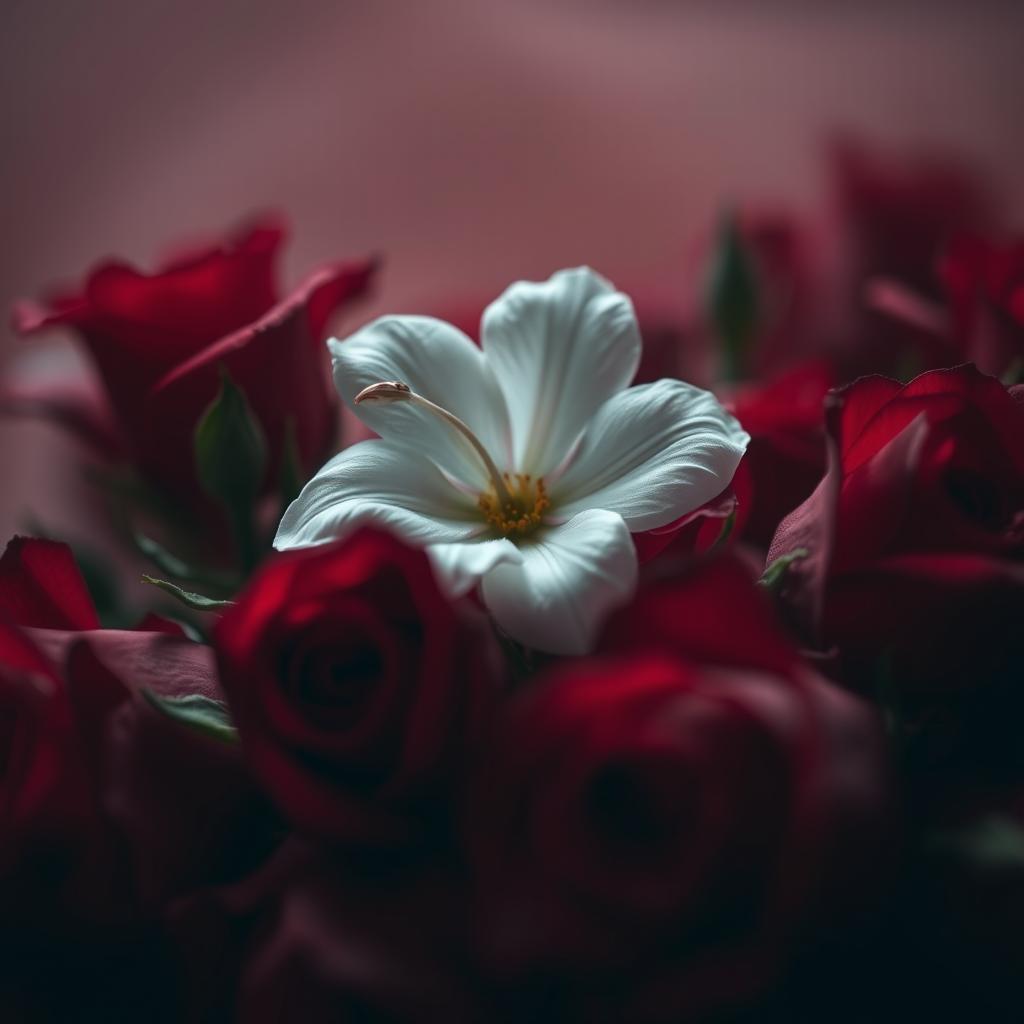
727, 360, 834, 548
466, 557, 890, 1022
768, 364, 1024, 701
11, 216, 376, 514
214, 528, 501, 843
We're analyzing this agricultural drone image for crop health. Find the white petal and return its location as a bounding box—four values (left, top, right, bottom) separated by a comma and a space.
481, 268, 641, 477
551, 379, 750, 532
480, 509, 637, 655
329, 317, 512, 490
428, 538, 523, 598
274, 440, 482, 550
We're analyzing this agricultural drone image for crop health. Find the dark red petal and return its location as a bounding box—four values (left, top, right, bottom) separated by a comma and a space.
0, 537, 100, 631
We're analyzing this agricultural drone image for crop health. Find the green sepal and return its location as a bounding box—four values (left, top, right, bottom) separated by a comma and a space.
707, 212, 759, 382
927, 816, 1024, 871
141, 574, 234, 612
710, 510, 736, 550
142, 689, 239, 744
757, 548, 808, 591
194, 368, 267, 569
131, 530, 236, 589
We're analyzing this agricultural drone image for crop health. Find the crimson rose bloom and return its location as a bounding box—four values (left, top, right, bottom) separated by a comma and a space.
466, 557, 889, 1023
12, 217, 376, 509
768, 364, 1024, 697
173, 839, 487, 1023
215, 528, 500, 842
0, 535, 273, 1020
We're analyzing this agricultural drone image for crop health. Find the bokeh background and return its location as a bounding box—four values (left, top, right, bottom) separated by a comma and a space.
2, 0, 1023, 538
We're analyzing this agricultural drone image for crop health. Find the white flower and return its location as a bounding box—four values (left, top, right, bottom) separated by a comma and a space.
275, 268, 749, 654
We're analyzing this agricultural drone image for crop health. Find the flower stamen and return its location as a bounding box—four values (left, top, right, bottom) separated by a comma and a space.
478, 474, 550, 538
355, 379, 514, 507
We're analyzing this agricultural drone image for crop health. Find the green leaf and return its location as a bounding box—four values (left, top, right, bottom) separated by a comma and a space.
928, 816, 1024, 871
141, 574, 234, 612
1001, 357, 1024, 387
278, 417, 305, 511
194, 368, 267, 569
710, 509, 736, 550
757, 548, 808, 591
707, 212, 760, 382
142, 689, 239, 744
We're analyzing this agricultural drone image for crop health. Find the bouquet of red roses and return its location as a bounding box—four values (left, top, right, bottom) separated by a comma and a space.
1, 140, 1022, 1023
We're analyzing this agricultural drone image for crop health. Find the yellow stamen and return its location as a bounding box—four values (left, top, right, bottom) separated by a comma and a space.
478, 474, 549, 538
355, 380, 550, 539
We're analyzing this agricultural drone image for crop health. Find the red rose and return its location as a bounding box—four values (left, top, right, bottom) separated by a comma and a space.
214, 528, 500, 842
829, 138, 995, 379
466, 557, 889, 1022
0, 535, 274, 1019
173, 839, 487, 1023
940, 234, 1024, 379
0, 617, 88, 881
768, 364, 1024, 697
831, 138, 993, 300
11, 216, 376, 510
0, 535, 270, 912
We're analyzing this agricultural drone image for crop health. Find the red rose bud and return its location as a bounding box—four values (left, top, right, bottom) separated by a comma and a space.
768, 364, 1024, 698
466, 557, 890, 1021
214, 528, 501, 843
11, 216, 377, 514
728, 360, 834, 547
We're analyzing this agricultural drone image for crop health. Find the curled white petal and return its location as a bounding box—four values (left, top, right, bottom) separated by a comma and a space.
551, 378, 750, 531
481, 267, 641, 478
480, 509, 638, 655
329, 316, 512, 490
428, 538, 524, 598
274, 440, 482, 550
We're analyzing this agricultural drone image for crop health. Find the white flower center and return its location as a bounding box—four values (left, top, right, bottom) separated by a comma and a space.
478, 473, 550, 538
355, 379, 550, 539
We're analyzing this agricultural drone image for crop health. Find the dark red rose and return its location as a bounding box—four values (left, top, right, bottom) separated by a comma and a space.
768, 365, 1024, 698
12, 216, 376, 510
727, 360, 833, 547
831, 138, 993, 300
215, 528, 501, 842
940, 234, 1024, 379
0, 535, 275, 1020
466, 557, 889, 1023
829, 138, 994, 379
0, 536, 271, 912
174, 839, 488, 1023
0, 617, 90, 883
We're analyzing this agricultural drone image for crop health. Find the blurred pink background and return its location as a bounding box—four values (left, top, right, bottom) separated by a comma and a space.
2, 0, 1023, 539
